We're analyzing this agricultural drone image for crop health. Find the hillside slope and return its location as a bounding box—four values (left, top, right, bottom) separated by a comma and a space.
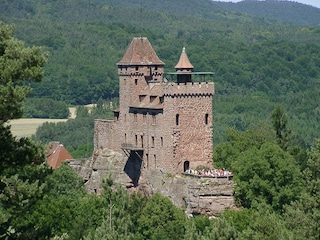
216, 0, 320, 26
1, 0, 320, 146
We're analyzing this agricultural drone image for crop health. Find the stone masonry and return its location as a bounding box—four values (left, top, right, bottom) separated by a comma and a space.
94, 37, 215, 186
69, 149, 235, 217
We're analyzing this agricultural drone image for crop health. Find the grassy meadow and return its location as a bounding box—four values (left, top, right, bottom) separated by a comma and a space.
8, 118, 68, 138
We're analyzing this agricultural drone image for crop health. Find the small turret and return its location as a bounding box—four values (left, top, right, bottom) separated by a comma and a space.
175, 47, 194, 83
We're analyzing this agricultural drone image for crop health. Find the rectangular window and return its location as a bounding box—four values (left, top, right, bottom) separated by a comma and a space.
139, 95, 146, 102
160, 137, 163, 147
151, 136, 155, 148
150, 96, 156, 102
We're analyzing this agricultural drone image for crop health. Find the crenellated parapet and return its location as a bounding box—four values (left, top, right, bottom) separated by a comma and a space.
163, 81, 214, 97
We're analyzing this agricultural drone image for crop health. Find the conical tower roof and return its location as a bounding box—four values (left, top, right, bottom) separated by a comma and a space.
175, 47, 194, 71
47, 142, 73, 169
117, 37, 164, 66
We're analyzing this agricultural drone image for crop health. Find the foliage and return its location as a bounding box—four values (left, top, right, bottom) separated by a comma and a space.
214, 125, 274, 169
0, 21, 51, 239
271, 104, 292, 150
1, 1, 320, 147
219, 0, 320, 26
0, 21, 47, 123
137, 193, 186, 240
283, 140, 320, 240
23, 97, 69, 119
232, 141, 303, 211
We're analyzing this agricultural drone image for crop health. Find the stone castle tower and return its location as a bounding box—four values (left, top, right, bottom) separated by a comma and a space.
94, 37, 214, 186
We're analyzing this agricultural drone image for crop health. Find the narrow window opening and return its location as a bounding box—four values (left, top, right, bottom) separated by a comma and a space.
135, 135, 138, 146
114, 111, 119, 121
160, 137, 163, 147
176, 114, 179, 126
146, 154, 149, 169
205, 113, 209, 125
135, 79, 138, 85
141, 135, 144, 148
151, 136, 155, 148
135, 66, 139, 71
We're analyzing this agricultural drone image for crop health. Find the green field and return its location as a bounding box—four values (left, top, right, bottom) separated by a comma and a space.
8, 118, 68, 138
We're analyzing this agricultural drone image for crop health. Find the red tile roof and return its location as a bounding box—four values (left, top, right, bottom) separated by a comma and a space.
47, 142, 73, 169
175, 47, 194, 71
117, 37, 164, 66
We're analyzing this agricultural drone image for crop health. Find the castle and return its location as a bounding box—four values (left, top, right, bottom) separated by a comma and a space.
94, 37, 214, 186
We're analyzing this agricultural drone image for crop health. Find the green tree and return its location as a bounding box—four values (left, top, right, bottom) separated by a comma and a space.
283, 140, 320, 239
0, 21, 48, 123
137, 193, 186, 240
271, 104, 291, 150
0, 21, 49, 239
232, 141, 303, 212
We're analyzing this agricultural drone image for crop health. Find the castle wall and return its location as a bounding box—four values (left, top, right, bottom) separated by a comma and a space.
94, 38, 214, 179
163, 82, 214, 173
94, 119, 115, 150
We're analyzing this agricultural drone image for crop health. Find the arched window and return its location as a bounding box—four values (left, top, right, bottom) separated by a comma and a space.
205, 113, 209, 125
184, 161, 190, 172
151, 136, 155, 148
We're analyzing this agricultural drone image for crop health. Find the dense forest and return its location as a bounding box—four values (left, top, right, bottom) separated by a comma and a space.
1, 0, 320, 239
1, 0, 320, 148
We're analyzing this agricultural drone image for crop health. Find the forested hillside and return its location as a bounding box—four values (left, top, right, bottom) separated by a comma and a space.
1, 0, 320, 147
218, 0, 320, 26
1, 1, 320, 239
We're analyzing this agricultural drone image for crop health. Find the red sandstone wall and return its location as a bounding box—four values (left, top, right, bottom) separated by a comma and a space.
94, 61, 214, 174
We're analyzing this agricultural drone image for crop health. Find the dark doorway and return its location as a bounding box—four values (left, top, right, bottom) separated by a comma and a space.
124, 150, 143, 187
184, 161, 190, 172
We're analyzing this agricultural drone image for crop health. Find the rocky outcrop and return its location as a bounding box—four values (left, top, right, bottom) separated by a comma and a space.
69, 149, 235, 216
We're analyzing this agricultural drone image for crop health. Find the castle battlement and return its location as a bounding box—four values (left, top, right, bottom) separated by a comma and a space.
163, 81, 214, 97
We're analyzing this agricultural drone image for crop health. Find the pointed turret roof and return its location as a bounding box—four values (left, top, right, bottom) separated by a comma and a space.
117, 37, 164, 66
175, 47, 194, 71
47, 142, 73, 168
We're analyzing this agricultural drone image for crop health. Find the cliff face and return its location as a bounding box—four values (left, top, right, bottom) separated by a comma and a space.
69, 148, 235, 216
